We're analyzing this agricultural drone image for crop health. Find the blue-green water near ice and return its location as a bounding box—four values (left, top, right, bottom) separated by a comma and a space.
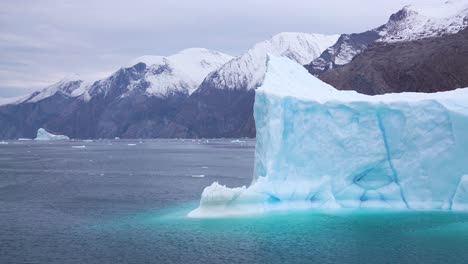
1, 139, 468, 264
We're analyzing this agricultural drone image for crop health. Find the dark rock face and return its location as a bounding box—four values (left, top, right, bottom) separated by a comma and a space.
45, 63, 189, 139
2, 18, 467, 139
0, 92, 187, 140
305, 29, 382, 76
0, 63, 189, 139
159, 86, 255, 138
320, 28, 468, 95
46, 92, 187, 139
0, 93, 73, 139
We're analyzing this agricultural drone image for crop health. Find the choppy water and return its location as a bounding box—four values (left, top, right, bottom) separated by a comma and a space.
1, 139, 468, 264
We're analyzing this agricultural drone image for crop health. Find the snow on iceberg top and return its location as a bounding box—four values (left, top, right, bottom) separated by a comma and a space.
259, 55, 468, 113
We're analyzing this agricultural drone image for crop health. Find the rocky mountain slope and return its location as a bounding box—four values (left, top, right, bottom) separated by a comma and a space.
320, 27, 468, 95
307, 0, 468, 76
166, 1, 468, 139
0, 49, 232, 139
1, 1, 467, 139
159, 32, 339, 138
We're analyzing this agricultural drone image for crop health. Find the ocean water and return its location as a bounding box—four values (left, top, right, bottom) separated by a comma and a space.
1, 139, 468, 264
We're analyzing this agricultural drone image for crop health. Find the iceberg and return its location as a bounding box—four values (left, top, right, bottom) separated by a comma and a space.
35, 128, 70, 141
189, 56, 468, 217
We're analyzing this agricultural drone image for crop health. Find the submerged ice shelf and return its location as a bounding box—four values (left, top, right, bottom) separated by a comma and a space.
189, 56, 468, 217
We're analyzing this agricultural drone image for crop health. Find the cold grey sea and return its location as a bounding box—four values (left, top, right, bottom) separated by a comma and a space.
1, 139, 468, 264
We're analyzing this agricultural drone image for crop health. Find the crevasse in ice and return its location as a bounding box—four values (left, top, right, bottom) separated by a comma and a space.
189, 55, 468, 217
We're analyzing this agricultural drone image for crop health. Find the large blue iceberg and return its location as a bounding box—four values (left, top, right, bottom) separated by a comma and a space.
189, 56, 468, 217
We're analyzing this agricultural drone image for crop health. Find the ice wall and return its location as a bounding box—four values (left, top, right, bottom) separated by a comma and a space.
189, 56, 468, 217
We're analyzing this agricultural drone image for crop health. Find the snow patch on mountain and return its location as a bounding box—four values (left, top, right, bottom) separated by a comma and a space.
127, 48, 233, 96
0, 95, 26, 106
9, 79, 88, 105
380, 0, 468, 42
3, 49, 233, 106
307, 30, 382, 75
199, 32, 340, 91
308, 0, 468, 76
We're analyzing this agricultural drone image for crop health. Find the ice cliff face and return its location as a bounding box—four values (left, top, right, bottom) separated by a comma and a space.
35, 128, 69, 140
189, 56, 468, 217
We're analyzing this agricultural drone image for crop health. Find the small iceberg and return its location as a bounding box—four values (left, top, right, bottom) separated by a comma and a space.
0, 141, 8, 145
35, 128, 69, 141
231, 139, 246, 143
192, 175, 206, 178
71, 145, 86, 149
127, 143, 137, 146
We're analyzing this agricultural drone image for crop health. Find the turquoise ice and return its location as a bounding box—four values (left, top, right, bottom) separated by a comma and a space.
190, 56, 468, 217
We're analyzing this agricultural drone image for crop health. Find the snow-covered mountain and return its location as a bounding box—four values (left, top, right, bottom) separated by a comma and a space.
199, 32, 339, 92
159, 32, 339, 138
307, 0, 468, 76
0, 95, 24, 106
87, 48, 233, 99
380, 0, 468, 43
0, 48, 233, 139
306, 30, 382, 76
2, 48, 232, 107
2, 0, 467, 139
0, 79, 86, 107
1, 78, 86, 106
320, 25, 468, 95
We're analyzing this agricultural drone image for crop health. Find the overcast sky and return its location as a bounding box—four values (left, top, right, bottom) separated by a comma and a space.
0, 0, 439, 97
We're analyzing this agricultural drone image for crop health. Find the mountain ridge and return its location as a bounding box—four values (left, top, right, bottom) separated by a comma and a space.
1, 1, 468, 139
0, 48, 233, 139
320, 27, 468, 95
159, 32, 339, 138
307, 0, 468, 76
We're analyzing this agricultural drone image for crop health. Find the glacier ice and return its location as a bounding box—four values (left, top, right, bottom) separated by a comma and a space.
189, 55, 468, 217
35, 128, 70, 141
